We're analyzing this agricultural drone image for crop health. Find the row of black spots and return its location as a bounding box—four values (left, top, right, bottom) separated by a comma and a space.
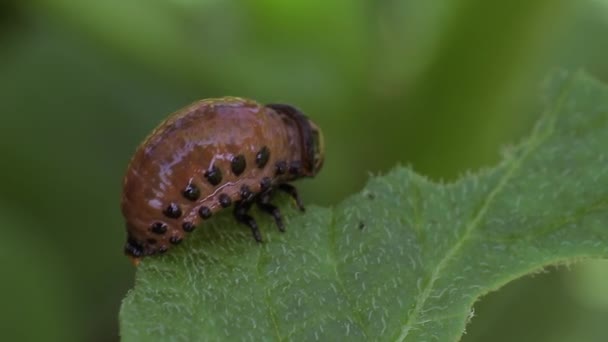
154, 171, 278, 239
149, 179, 274, 252
160, 193, 227, 222
169, 177, 273, 222
199, 146, 270, 189
204, 146, 270, 187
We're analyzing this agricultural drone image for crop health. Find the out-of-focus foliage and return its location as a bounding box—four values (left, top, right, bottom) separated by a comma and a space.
1, 1, 607, 341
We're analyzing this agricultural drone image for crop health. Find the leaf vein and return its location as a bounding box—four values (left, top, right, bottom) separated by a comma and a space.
393, 74, 575, 342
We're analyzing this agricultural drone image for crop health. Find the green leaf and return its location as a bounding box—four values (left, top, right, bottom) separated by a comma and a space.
120, 71, 608, 341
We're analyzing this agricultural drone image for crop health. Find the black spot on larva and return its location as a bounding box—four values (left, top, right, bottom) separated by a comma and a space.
158, 246, 168, 254
182, 222, 196, 232
125, 236, 144, 257
275, 160, 287, 175
146, 238, 157, 244
150, 222, 168, 235
231, 154, 246, 176
219, 193, 232, 208
289, 161, 301, 175
256, 146, 270, 168
358, 222, 365, 230
163, 203, 182, 219
260, 177, 272, 191
169, 236, 183, 245
182, 183, 200, 201
204, 164, 222, 186
198, 206, 212, 219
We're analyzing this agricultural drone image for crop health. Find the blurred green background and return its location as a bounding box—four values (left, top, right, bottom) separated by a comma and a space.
1, 0, 608, 341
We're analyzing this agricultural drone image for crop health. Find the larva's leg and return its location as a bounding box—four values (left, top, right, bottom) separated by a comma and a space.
257, 192, 285, 232
279, 183, 305, 211
233, 200, 262, 242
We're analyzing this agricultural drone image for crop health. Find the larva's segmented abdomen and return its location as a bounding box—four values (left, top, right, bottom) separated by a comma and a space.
121, 97, 322, 260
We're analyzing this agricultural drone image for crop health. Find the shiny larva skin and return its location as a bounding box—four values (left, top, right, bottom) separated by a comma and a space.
121, 97, 324, 261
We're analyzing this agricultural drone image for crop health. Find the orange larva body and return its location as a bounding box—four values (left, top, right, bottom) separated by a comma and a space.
121, 97, 324, 261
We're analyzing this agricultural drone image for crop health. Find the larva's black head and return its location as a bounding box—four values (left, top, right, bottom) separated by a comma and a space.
266, 103, 325, 177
